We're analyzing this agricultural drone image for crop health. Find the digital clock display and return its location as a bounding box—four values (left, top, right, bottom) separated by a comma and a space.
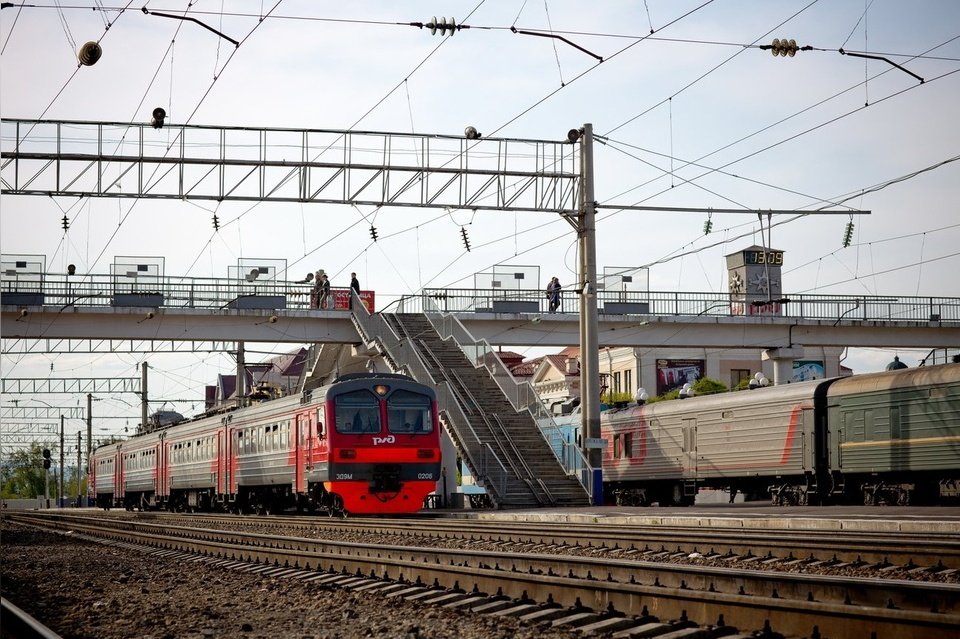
744, 250, 783, 265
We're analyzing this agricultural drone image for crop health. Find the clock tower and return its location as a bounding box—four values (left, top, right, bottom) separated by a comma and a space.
726, 245, 785, 315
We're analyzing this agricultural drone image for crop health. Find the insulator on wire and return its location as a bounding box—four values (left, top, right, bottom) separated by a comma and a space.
369, 226, 379, 242
460, 227, 471, 251
703, 218, 713, 235
426, 16, 458, 36
212, 214, 220, 231
78, 41, 102, 66
842, 221, 855, 248
61, 215, 70, 231
770, 38, 799, 57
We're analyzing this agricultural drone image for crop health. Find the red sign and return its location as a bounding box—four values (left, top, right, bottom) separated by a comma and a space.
330, 290, 375, 312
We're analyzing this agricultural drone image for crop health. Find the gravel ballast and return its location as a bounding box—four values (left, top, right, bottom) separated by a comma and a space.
1, 520, 582, 639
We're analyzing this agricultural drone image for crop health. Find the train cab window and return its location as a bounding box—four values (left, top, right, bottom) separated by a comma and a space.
387, 389, 433, 435
335, 390, 381, 435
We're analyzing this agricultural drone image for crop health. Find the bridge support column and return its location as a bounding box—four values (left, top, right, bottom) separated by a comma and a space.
762, 346, 804, 385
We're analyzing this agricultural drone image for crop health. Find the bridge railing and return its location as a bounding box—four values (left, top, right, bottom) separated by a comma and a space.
420, 288, 960, 323
2, 270, 958, 324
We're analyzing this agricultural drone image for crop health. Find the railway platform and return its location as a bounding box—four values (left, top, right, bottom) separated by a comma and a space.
443, 503, 960, 534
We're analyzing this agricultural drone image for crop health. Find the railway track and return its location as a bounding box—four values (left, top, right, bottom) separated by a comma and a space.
10, 511, 960, 638
90, 511, 960, 574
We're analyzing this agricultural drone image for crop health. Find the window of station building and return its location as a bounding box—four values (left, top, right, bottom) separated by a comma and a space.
613, 372, 621, 395
624, 370, 632, 396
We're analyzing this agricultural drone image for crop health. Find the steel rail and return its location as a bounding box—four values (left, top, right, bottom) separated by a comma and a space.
116, 512, 960, 572
11, 512, 959, 639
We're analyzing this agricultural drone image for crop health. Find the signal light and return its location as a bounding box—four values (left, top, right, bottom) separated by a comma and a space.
212, 214, 219, 231
42, 448, 51, 470
460, 227, 471, 252
369, 225, 379, 242
151, 107, 166, 129
842, 221, 855, 248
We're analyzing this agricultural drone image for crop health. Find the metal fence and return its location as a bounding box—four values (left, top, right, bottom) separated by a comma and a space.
2, 272, 958, 324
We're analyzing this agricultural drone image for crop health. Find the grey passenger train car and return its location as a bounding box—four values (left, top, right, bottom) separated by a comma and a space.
601, 363, 959, 506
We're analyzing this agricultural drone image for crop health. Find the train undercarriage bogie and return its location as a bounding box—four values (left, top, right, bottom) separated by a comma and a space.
168, 488, 216, 513
861, 481, 914, 506
233, 485, 294, 515
122, 491, 160, 512
607, 482, 694, 507
769, 483, 810, 506
768, 474, 821, 507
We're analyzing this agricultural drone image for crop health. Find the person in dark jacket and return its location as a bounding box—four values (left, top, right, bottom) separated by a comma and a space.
350, 272, 360, 310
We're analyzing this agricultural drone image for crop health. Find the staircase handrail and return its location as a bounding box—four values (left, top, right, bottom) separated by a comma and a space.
351, 297, 509, 504
489, 412, 551, 505
422, 293, 592, 485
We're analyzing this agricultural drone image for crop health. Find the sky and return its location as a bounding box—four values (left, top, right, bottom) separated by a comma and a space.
2, 1, 959, 438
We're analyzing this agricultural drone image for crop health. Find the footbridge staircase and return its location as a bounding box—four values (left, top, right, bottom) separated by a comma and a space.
351, 299, 592, 509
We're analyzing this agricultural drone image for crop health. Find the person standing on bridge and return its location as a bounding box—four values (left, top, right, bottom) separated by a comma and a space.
318, 274, 331, 309
310, 270, 323, 309
546, 277, 561, 313
350, 272, 360, 310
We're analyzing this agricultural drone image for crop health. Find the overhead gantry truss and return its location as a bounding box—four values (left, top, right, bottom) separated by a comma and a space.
0, 119, 581, 213
1, 406, 86, 420
1, 338, 237, 355
1, 378, 141, 394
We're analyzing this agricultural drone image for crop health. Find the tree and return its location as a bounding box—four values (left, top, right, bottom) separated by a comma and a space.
1, 443, 54, 499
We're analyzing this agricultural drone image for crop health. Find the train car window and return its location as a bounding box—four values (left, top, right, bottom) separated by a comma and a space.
387, 389, 433, 434
624, 432, 633, 458
335, 389, 381, 434
613, 434, 621, 459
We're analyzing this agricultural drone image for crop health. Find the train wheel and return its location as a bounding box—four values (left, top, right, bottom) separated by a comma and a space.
327, 494, 346, 518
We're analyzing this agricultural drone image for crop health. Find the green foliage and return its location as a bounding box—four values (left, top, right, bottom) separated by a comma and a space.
1, 444, 53, 499
600, 391, 634, 405
693, 377, 728, 396
646, 376, 730, 403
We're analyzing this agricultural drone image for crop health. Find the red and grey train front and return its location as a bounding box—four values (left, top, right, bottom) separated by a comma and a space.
318, 374, 441, 515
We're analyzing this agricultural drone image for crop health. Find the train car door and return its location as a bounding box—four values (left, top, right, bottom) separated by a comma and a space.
153, 433, 169, 502
217, 428, 226, 495
681, 417, 697, 477
115, 448, 125, 501
295, 412, 309, 493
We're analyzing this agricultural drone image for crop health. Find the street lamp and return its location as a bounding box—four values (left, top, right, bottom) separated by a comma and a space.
748, 372, 770, 390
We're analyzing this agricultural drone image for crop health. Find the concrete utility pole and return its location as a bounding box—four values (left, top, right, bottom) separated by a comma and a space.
59, 415, 65, 507
86, 392, 92, 496
140, 362, 149, 430
578, 123, 603, 505
236, 342, 245, 408
77, 432, 82, 506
